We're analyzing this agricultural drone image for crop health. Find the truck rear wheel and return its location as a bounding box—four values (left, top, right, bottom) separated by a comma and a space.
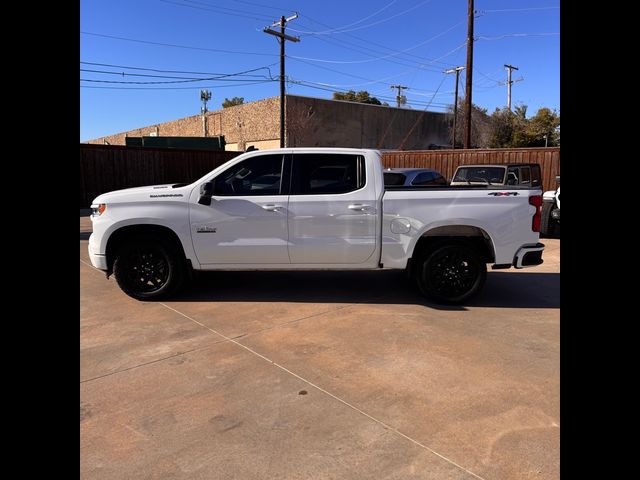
113, 236, 185, 300
414, 243, 486, 304
540, 202, 556, 238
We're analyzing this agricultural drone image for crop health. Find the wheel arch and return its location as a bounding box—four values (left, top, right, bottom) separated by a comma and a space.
408, 225, 496, 274
105, 224, 188, 275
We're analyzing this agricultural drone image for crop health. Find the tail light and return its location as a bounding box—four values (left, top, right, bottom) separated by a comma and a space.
529, 195, 542, 232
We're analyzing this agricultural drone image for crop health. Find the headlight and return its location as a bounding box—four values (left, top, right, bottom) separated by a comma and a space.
91, 204, 107, 216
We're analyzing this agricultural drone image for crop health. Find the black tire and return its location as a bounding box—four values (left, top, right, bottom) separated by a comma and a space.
414, 243, 487, 304
113, 235, 185, 300
540, 202, 556, 238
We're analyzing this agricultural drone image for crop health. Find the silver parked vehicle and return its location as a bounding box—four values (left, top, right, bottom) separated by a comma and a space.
383, 168, 447, 186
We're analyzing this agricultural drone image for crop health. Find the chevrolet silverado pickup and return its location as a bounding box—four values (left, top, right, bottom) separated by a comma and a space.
88, 148, 545, 304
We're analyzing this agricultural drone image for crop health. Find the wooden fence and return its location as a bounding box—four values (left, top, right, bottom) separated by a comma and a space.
80, 144, 240, 206
80, 145, 560, 206
382, 147, 560, 193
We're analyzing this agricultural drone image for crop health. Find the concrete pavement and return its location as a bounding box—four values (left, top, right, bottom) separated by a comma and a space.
80, 214, 559, 479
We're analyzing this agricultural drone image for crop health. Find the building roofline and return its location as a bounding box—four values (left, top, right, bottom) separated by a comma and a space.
285, 93, 449, 115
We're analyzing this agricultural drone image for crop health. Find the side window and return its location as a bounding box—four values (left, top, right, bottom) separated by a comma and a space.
384, 172, 406, 186
507, 167, 519, 185
433, 174, 447, 185
292, 154, 365, 194
213, 154, 284, 196
520, 167, 531, 184
412, 172, 435, 185
530, 165, 541, 186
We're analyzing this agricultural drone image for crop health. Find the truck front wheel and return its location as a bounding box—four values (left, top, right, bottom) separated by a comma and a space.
414, 243, 486, 304
113, 236, 185, 300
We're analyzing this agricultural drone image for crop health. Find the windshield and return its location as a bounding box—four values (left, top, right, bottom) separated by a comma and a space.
453, 167, 506, 184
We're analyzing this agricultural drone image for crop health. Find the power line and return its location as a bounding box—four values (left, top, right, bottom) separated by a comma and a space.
292, 0, 397, 35
292, 33, 445, 72
229, 0, 296, 12
291, 0, 398, 35
80, 80, 275, 90
80, 63, 275, 81
80, 68, 273, 82
288, 56, 447, 91
297, 14, 459, 68
81, 77, 252, 85
398, 75, 448, 149
80, 61, 276, 77
80, 31, 277, 57
289, 21, 464, 65
288, 0, 434, 35
482, 6, 560, 13
288, 78, 450, 108
158, 0, 273, 22
476, 33, 560, 40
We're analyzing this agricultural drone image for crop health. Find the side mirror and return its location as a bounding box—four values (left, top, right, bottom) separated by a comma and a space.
198, 181, 215, 206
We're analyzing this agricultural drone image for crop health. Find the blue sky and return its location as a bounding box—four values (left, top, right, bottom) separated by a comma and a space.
80, 0, 559, 141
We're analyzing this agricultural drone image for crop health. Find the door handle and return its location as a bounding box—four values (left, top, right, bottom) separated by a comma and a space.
262, 204, 283, 211
348, 204, 370, 211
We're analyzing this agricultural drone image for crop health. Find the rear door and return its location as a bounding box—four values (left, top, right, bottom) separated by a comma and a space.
287, 153, 377, 264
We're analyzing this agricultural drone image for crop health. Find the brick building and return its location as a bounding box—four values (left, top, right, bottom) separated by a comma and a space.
86, 95, 451, 151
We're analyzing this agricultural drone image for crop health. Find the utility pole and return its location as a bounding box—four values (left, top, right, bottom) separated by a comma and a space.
390, 85, 408, 108
504, 64, 519, 111
264, 13, 300, 148
463, 0, 475, 149
444, 66, 464, 149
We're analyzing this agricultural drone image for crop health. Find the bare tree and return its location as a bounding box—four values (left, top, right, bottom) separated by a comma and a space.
448, 99, 491, 148
286, 104, 317, 147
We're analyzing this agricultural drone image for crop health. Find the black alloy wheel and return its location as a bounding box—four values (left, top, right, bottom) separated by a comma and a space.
113, 237, 184, 300
416, 244, 486, 304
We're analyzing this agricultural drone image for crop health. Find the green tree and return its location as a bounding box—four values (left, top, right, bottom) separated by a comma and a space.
222, 97, 245, 108
488, 108, 516, 148
526, 107, 560, 147
488, 105, 560, 148
332, 90, 382, 105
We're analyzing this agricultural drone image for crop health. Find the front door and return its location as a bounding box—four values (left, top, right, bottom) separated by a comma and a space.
190, 153, 290, 265
287, 153, 377, 264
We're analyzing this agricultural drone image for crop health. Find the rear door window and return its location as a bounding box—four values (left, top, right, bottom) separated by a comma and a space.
291, 154, 365, 194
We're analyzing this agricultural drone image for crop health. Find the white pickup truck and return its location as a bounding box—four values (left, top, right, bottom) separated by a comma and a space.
88, 148, 545, 304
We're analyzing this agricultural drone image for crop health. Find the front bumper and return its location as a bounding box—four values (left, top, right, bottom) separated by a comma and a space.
87, 233, 108, 270
513, 242, 545, 268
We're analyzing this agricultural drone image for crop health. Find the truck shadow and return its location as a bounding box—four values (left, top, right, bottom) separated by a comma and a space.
174, 270, 559, 310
